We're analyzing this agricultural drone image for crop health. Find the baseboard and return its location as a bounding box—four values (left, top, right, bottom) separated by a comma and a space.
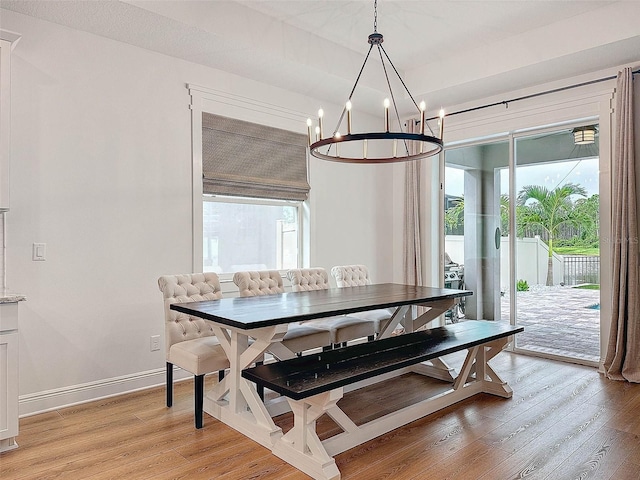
19, 367, 192, 417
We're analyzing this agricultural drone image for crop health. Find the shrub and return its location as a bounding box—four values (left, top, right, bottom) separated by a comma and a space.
517, 279, 529, 292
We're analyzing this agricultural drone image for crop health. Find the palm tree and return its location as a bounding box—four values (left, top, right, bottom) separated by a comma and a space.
445, 194, 510, 235
517, 183, 587, 286
444, 197, 465, 234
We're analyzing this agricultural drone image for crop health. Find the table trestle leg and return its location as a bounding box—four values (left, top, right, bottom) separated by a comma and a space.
204, 325, 288, 449
412, 298, 456, 330
377, 305, 410, 339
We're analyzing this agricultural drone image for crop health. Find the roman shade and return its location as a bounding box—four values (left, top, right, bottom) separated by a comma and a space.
202, 113, 310, 201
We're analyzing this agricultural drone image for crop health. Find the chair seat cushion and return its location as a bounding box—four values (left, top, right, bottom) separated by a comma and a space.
168, 337, 230, 376
307, 316, 376, 344
351, 308, 395, 333
282, 323, 333, 353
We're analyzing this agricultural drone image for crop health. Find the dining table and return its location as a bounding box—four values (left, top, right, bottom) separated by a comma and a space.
170, 283, 520, 479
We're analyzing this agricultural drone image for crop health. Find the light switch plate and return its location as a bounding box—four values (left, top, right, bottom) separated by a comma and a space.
32, 243, 46, 261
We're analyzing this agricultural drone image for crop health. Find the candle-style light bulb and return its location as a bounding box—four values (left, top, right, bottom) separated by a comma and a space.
384, 98, 390, 132
318, 108, 324, 139
315, 126, 320, 142
334, 132, 341, 156
419, 101, 426, 135
345, 100, 352, 135
439, 108, 445, 139
306, 118, 313, 146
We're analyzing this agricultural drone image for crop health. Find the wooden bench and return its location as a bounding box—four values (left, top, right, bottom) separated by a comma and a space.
242, 320, 523, 480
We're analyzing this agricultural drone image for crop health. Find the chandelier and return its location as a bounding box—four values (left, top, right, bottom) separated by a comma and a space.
307, 0, 444, 164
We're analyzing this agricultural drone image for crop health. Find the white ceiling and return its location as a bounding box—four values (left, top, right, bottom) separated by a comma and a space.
2, 0, 640, 116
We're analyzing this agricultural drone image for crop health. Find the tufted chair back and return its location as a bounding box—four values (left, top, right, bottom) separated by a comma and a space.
158, 273, 223, 358
233, 270, 285, 297
330, 265, 371, 287
286, 268, 331, 292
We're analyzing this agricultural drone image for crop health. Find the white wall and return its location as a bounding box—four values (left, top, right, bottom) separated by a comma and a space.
309, 159, 395, 282
1, 10, 396, 415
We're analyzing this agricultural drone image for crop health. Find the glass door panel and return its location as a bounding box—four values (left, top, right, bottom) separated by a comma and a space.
444, 140, 510, 323
513, 126, 600, 363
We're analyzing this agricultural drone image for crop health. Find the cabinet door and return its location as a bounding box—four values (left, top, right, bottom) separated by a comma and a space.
0, 330, 19, 443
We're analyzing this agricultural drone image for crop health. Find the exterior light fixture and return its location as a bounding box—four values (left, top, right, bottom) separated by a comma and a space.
572, 125, 596, 145
306, 0, 444, 164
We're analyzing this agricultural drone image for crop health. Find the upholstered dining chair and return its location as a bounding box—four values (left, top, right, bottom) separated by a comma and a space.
330, 264, 373, 288
158, 273, 230, 429
232, 270, 333, 354
286, 267, 376, 346
330, 264, 395, 335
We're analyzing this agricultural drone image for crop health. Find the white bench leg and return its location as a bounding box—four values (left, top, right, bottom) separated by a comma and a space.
411, 357, 457, 381
457, 338, 513, 398
272, 390, 342, 480
471, 338, 513, 397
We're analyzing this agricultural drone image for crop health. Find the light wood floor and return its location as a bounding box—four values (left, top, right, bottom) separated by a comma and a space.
3, 352, 640, 480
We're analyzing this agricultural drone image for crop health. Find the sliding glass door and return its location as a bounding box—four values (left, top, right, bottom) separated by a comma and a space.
444, 123, 601, 365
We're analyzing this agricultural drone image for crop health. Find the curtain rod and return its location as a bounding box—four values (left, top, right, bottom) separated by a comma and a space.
421, 68, 640, 123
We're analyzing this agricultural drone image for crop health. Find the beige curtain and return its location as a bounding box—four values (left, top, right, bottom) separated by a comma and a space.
403, 119, 423, 286
603, 67, 640, 382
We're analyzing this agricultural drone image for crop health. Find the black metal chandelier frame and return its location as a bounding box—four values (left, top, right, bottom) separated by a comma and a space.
308, 0, 443, 164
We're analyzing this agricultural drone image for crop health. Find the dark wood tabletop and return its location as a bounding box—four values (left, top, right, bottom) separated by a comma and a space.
170, 283, 472, 330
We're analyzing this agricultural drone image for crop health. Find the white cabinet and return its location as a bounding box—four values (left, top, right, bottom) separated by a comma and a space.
0, 301, 21, 452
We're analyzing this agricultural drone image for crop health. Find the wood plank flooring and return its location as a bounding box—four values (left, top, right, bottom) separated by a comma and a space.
2, 352, 640, 480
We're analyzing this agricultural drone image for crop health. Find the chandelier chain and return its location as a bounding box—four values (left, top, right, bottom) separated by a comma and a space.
373, 0, 378, 32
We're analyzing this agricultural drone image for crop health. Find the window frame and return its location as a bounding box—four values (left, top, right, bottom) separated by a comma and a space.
189, 83, 311, 277
202, 194, 304, 283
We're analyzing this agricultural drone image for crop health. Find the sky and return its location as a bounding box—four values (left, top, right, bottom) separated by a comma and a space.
445, 157, 599, 199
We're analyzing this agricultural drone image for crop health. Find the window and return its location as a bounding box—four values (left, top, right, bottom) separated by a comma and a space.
199, 111, 309, 274
203, 195, 301, 274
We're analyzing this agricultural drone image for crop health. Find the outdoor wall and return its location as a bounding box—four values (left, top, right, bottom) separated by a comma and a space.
1, 9, 396, 415
506, 237, 564, 288
446, 235, 563, 292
